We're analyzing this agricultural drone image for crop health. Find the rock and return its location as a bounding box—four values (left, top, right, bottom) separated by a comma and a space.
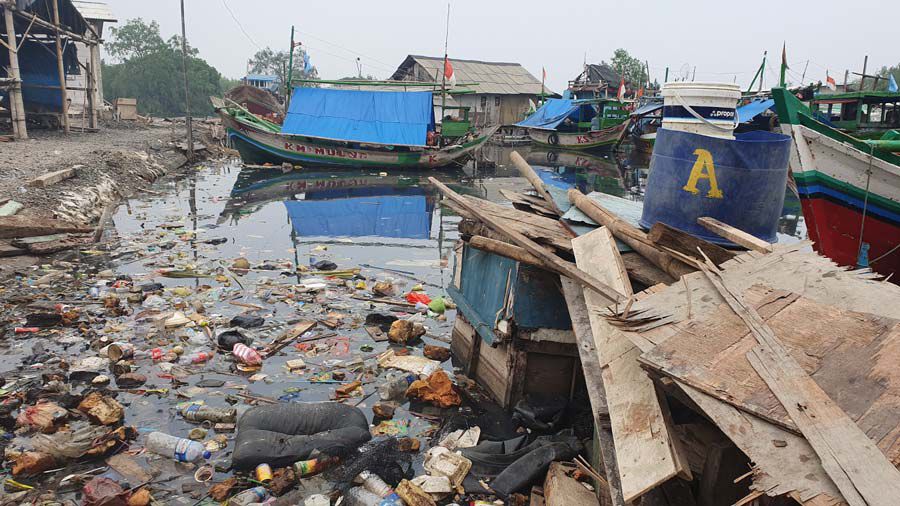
115, 373, 147, 389
127, 488, 151, 506
78, 392, 125, 425
372, 401, 397, 419
423, 345, 451, 362
92, 374, 111, 386
388, 320, 426, 344
312, 259, 337, 271
397, 437, 421, 452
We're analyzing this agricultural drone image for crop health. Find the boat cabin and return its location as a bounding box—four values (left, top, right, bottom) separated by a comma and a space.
520, 98, 628, 134
810, 91, 900, 136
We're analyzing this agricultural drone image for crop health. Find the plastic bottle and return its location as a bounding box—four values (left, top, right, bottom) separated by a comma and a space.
228, 486, 268, 506
145, 432, 211, 463
359, 471, 405, 506
420, 362, 441, 379
378, 373, 416, 401
232, 343, 262, 366
293, 455, 339, 477
181, 405, 236, 423
342, 487, 382, 506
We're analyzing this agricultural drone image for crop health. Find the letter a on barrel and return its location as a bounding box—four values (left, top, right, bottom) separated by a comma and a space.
682, 149, 724, 199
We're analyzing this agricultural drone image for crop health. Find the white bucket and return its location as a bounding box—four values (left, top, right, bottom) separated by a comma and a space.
661, 82, 742, 139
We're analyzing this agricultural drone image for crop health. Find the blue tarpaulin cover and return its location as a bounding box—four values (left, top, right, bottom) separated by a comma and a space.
515, 99, 582, 130
282, 88, 435, 146
284, 195, 431, 238
736, 99, 775, 123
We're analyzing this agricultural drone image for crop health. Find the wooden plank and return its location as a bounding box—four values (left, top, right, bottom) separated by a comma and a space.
24, 235, 91, 255
0, 241, 27, 257
0, 216, 91, 239
572, 227, 689, 502
27, 167, 76, 188
510, 150, 564, 216
697, 217, 774, 253
468, 235, 546, 268
647, 222, 736, 266
430, 177, 625, 304
499, 188, 558, 217
560, 278, 625, 506
695, 261, 900, 506
620, 252, 676, 287
568, 188, 695, 279
544, 462, 600, 506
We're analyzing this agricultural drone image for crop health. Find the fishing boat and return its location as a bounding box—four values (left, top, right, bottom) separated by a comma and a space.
516, 98, 629, 150
215, 87, 498, 169
772, 87, 900, 280
808, 90, 900, 138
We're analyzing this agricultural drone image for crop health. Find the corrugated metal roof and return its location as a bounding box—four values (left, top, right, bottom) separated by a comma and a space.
391, 55, 553, 96
72, 1, 116, 22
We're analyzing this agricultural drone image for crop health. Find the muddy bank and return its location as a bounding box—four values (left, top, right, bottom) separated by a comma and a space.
0, 120, 223, 225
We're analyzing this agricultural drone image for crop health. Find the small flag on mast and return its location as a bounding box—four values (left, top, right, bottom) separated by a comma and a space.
779, 42, 789, 87
444, 57, 456, 88
826, 71, 837, 91
617, 77, 626, 101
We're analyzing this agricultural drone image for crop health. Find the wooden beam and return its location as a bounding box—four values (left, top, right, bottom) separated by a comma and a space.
568, 188, 695, 279
51, 0, 69, 134
9, 8, 96, 45
430, 177, 625, 304
572, 227, 690, 502
3, 5, 27, 139
510, 150, 564, 216
696, 257, 900, 506
697, 217, 773, 253
468, 235, 548, 268
648, 222, 736, 266
560, 278, 626, 506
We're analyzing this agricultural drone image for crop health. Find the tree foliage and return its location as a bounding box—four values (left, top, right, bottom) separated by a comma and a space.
876, 64, 900, 91
102, 19, 223, 117
248, 46, 318, 92
608, 48, 647, 87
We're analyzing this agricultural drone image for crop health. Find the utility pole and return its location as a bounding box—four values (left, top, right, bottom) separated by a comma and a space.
51, 0, 70, 134
691, 66, 696, 81
286, 25, 295, 108
180, 0, 194, 162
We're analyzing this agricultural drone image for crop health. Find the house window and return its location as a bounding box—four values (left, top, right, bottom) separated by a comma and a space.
481, 96, 487, 108
495, 96, 501, 107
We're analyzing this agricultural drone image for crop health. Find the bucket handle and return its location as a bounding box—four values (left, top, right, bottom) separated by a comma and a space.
671, 92, 740, 132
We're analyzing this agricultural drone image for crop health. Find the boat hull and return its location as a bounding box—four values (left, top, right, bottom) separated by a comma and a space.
786, 123, 900, 278
221, 111, 497, 168
526, 123, 626, 150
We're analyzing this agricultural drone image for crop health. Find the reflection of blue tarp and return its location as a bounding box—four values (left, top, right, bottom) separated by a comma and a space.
284, 195, 432, 238
516, 99, 584, 130
282, 88, 434, 146
737, 99, 775, 123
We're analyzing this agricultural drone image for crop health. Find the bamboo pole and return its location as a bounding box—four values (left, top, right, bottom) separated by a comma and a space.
568, 188, 694, 280
469, 235, 550, 268
9, 8, 96, 45
51, 0, 69, 134
3, 4, 27, 139
509, 151, 563, 215
179, 0, 194, 162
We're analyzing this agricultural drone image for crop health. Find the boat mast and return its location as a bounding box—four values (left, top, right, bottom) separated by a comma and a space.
286, 26, 295, 109
440, 3, 450, 128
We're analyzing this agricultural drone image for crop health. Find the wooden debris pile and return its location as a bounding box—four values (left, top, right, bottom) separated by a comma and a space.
432, 152, 900, 506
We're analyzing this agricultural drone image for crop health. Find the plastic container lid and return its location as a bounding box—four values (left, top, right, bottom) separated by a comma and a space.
202, 450, 212, 459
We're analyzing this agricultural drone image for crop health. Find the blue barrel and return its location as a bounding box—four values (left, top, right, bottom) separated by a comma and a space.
639, 128, 791, 245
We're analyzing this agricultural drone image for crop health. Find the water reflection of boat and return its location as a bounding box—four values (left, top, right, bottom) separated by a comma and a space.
215, 87, 498, 169
526, 149, 629, 197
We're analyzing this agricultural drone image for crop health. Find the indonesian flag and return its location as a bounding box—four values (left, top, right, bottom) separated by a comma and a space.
444, 57, 456, 88
826, 72, 837, 91
542, 67, 547, 81
617, 77, 626, 101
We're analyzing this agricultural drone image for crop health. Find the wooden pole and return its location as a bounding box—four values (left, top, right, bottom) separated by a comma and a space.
3, 4, 27, 139
860, 55, 868, 91
844, 69, 849, 90
286, 25, 295, 109
430, 177, 626, 304
179, 0, 194, 162
88, 30, 100, 128
469, 235, 551, 268
568, 188, 695, 279
440, 3, 450, 126
51, 0, 70, 134
509, 151, 563, 215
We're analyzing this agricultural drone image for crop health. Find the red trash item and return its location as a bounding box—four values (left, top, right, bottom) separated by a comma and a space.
232, 343, 262, 366
405, 292, 431, 305
83, 476, 129, 506
14, 327, 40, 334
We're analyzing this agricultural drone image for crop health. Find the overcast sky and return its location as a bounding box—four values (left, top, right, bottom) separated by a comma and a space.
103, 0, 896, 92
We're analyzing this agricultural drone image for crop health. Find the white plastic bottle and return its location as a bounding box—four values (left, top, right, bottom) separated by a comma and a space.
145, 432, 211, 463
342, 487, 382, 506
359, 471, 405, 506
378, 373, 416, 401
228, 486, 268, 506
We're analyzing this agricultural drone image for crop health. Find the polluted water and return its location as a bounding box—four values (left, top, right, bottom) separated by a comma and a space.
0, 146, 802, 504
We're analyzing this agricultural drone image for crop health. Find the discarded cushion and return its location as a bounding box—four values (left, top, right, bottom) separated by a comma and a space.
232, 402, 371, 469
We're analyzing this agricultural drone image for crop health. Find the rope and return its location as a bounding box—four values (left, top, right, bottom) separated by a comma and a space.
671, 92, 740, 132
856, 145, 875, 263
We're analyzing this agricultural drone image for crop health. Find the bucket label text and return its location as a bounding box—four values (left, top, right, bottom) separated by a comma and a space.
682, 149, 724, 199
